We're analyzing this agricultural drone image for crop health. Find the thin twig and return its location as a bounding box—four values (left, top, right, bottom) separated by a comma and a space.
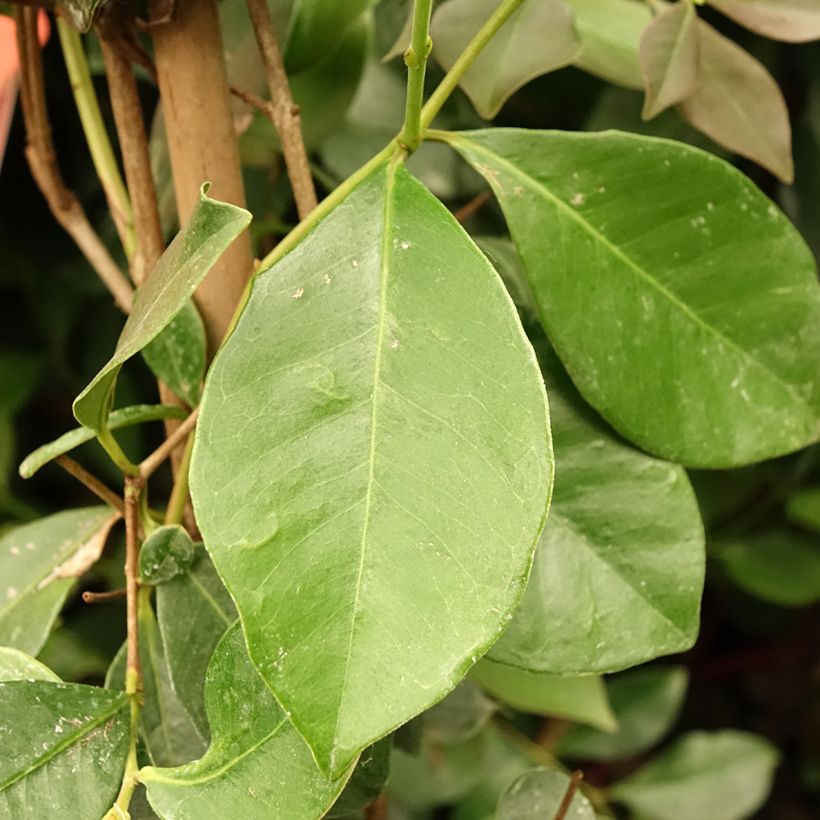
164, 431, 195, 526
123, 476, 143, 693
14, 8, 134, 313
230, 84, 269, 114
453, 190, 491, 223
244, 0, 317, 219
55, 455, 125, 513
139, 407, 199, 479
554, 771, 584, 820
83, 588, 127, 603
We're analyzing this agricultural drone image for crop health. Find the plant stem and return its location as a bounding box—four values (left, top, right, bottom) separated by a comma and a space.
554, 771, 584, 820
164, 432, 195, 526
244, 0, 318, 220
54, 455, 125, 513
56, 19, 136, 260
399, 0, 434, 152
419, 0, 525, 132
98, 427, 141, 476
123, 477, 143, 694
139, 407, 199, 479
14, 7, 134, 314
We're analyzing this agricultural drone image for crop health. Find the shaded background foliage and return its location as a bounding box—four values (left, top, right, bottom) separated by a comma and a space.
1, 1, 820, 817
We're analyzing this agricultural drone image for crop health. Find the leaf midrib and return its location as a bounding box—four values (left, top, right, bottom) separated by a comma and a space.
458, 135, 812, 415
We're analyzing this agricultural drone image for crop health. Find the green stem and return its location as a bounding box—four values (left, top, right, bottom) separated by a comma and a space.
398, 0, 434, 152
419, 0, 525, 132
98, 427, 141, 476
164, 432, 194, 526
104, 694, 140, 819
56, 19, 136, 261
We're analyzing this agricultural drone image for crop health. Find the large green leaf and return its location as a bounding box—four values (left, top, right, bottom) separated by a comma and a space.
0, 647, 60, 682
141, 624, 349, 819
485, 342, 702, 673
73, 188, 251, 432
0, 507, 110, 654
708, 0, 820, 43
611, 730, 779, 820
0, 679, 130, 817
470, 660, 615, 731
558, 666, 688, 761
498, 769, 596, 820
19, 404, 187, 479
430, 0, 580, 119
191, 160, 552, 776
156, 549, 237, 739
444, 128, 820, 467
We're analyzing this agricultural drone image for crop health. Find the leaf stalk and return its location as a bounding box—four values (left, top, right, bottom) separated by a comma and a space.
399, 0, 434, 151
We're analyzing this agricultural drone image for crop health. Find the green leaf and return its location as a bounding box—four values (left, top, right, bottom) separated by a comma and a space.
430, 0, 580, 119
708, 0, 820, 43
0, 646, 60, 682
475, 236, 537, 321
786, 486, 820, 531
424, 681, 497, 745
0, 679, 130, 817
611, 730, 780, 820
557, 666, 688, 761
0, 507, 110, 654
142, 301, 207, 408
470, 660, 615, 731
716, 531, 820, 607
0, 351, 42, 414
498, 769, 596, 820
191, 161, 552, 776
639, 1, 699, 120
141, 623, 350, 818
444, 128, 820, 467
678, 20, 793, 182
139, 526, 196, 586
327, 738, 391, 818
73, 187, 251, 433
485, 342, 703, 673
156, 548, 236, 739
107, 600, 206, 767
38, 626, 111, 682
19, 404, 187, 479
564, 0, 651, 89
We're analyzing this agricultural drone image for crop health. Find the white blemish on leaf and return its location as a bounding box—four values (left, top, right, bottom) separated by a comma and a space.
6, 587, 17, 599
570, 193, 585, 206
291, 288, 305, 300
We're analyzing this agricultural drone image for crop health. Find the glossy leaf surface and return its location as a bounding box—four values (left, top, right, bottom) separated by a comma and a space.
191, 161, 552, 776
498, 769, 596, 820
611, 730, 779, 820
73, 188, 251, 432
141, 624, 349, 819
558, 666, 688, 761
447, 128, 820, 467
430, 0, 580, 119
709, 0, 820, 43
0, 507, 110, 654
486, 343, 702, 673
0, 679, 129, 818
140, 526, 196, 586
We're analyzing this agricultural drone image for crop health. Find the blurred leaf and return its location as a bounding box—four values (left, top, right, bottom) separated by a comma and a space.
471, 660, 615, 731
58, 0, 107, 32
498, 769, 596, 820
678, 20, 793, 182
424, 681, 497, 744
709, 0, 820, 43
0, 351, 42, 414
0, 507, 109, 654
431, 0, 580, 119
557, 666, 688, 761
139, 525, 196, 586
475, 236, 537, 320
611, 730, 780, 820
0, 646, 60, 682
639, 1, 699, 119
142, 301, 206, 407
716, 531, 820, 607
326, 738, 391, 818
19, 403, 187, 479
73, 188, 251, 433
37, 625, 110, 682
565, 0, 651, 89
379, 0, 412, 61
786, 485, 820, 531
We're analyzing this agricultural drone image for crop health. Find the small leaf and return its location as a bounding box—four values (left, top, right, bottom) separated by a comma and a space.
0, 507, 110, 654
445, 128, 820, 467
640, 1, 700, 120
424, 681, 497, 745
558, 666, 689, 761
73, 187, 251, 433
139, 525, 196, 586
0, 646, 60, 682
156, 548, 236, 739
708, 0, 820, 43
0, 679, 130, 818
611, 730, 780, 820
19, 404, 188, 479
141, 624, 350, 819
191, 162, 552, 776
142, 301, 207, 408
716, 531, 820, 607
430, 0, 580, 119
470, 660, 615, 731
565, 0, 652, 89
786, 486, 820, 531
678, 20, 793, 182
498, 769, 596, 820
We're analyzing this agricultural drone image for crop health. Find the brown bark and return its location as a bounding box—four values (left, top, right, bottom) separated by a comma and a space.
150, 0, 253, 351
